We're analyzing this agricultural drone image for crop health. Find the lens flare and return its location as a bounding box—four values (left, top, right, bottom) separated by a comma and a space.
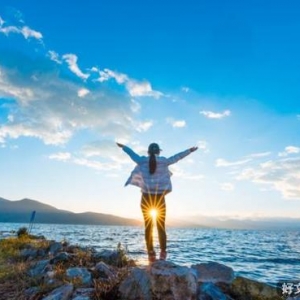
150, 209, 158, 220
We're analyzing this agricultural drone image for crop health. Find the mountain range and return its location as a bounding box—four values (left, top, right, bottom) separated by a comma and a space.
1, 197, 299, 229
0, 197, 141, 226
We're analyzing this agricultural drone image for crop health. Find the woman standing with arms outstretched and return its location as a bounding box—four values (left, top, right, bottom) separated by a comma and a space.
117, 142, 198, 263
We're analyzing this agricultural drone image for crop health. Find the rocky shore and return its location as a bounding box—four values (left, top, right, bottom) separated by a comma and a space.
0, 234, 289, 300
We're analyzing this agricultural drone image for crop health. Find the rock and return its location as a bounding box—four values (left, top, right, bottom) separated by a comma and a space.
93, 249, 119, 264
66, 267, 92, 286
191, 262, 235, 284
72, 287, 94, 299
120, 261, 198, 300
230, 276, 281, 300
49, 241, 63, 255
42, 283, 73, 300
28, 259, 51, 277
198, 282, 233, 300
119, 267, 152, 300
20, 248, 39, 260
51, 252, 72, 264
150, 260, 198, 300
94, 261, 116, 279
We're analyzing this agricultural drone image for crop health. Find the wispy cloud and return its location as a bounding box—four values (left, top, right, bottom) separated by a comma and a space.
93, 68, 163, 98
197, 140, 209, 153
247, 152, 271, 158
49, 152, 72, 161
0, 16, 42, 40
77, 88, 90, 98
200, 109, 231, 119
62, 54, 90, 80
48, 50, 62, 64
278, 146, 300, 157
237, 157, 300, 199
166, 118, 186, 128
215, 158, 251, 167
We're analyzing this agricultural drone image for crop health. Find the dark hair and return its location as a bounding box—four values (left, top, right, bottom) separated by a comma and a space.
149, 153, 156, 174
148, 143, 160, 174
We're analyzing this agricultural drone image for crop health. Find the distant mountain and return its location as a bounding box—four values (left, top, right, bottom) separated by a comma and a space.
0, 197, 141, 226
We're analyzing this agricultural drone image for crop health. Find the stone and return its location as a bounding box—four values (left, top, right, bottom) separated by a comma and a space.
42, 284, 73, 300
119, 267, 152, 300
51, 252, 72, 264
94, 261, 116, 279
28, 259, 51, 277
20, 248, 38, 260
150, 260, 198, 300
48, 241, 63, 255
230, 276, 282, 300
72, 288, 94, 299
198, 282, 233, 300
66, 267, 92, 286
191, 262, 235, 284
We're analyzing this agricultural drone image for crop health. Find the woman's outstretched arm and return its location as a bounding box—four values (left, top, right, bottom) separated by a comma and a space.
167, 146, 198, 165
116, 142, 142, 163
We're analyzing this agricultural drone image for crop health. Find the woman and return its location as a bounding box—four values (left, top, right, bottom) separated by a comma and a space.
117, 142, 198, 263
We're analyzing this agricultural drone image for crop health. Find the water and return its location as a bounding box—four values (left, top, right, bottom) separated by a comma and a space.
1, 223, 299, 286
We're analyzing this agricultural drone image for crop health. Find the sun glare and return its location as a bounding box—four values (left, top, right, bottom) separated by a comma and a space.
150, 209, 158, 219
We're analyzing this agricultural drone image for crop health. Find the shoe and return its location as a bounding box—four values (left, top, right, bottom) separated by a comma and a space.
148, 251, 156, 263
159, 251, 167, 260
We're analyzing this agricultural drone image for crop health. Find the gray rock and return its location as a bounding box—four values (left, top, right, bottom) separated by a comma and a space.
51, 252, 72, 264
72, 288, 94, 299
92, 249, 119, 264
198, 282, 232, 300
20, 248, 38, 259
95, 261, 116, 279
42, 284, 74, 300
28, 259, 51, 277
49, 241, 63, 255
119, 267, 152, 300
230, 276, 281, 300
66, 267, 92, 286
150, 260, 198, 300
191, 262, 235, 284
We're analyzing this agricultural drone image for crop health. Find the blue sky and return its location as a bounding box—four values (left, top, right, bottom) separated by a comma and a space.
0, 0, 300, 222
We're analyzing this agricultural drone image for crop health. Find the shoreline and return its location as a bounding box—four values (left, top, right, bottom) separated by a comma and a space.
0, 231, 286, 300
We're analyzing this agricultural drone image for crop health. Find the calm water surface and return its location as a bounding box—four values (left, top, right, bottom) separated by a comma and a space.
1, 223, 299, 286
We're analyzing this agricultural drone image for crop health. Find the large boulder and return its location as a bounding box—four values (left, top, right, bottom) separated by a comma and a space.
42, 284, 73, 300
119, 260, 198, 300
191, 262, 235, 284
230, 276, 281, 300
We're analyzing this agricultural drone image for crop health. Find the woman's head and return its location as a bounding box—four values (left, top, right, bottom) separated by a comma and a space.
148, 143, 161, 155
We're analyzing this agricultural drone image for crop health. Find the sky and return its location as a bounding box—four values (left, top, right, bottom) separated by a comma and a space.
0, 0, 300, 222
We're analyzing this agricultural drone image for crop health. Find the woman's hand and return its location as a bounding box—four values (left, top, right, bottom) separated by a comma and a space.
190, 146, 198, 152
116, 142, 124, 148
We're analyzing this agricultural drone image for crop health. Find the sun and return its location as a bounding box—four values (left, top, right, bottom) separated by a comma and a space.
150, 209, 158, 220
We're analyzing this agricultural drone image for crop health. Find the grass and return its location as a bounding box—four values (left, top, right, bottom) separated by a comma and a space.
0, 230, 135, 300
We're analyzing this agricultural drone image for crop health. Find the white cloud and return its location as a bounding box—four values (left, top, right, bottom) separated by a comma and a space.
77, 88, 90, 98
197, 140, 209, 153
200, 109, 231, 119
215, 158, 251, 167
278, 146, 300, 157
49, 152, 71, 161
248, 152, 271, 158
181, 87, 190, 93
173, 120, 186, 128
48, 50, 62, 64
136, 120, 153, 132
0, 57, 135, 145
0, 18, 42, 40
237, 157, 300, 199
220, 182, 235, 191
62, 54, 90, 80
94, 68, 163, 98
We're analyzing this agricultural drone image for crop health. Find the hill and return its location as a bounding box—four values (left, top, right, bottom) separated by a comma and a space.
0, 197, 141, 226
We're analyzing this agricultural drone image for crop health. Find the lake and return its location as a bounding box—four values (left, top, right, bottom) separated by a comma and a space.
1, 222, 299, 286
